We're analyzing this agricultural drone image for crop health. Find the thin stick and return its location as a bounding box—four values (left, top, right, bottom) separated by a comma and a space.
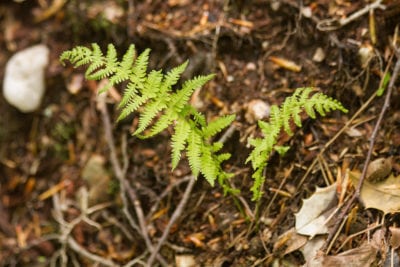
147, 175, 196, 266
296, 51, 395, 192
317, 0, 385, 31
323, 49, 400, 251
355, 53, 400, 197
67, 237, 118, 267
98, 95, 168, 266
98, 96, 141, 234
146, 175, 192, 221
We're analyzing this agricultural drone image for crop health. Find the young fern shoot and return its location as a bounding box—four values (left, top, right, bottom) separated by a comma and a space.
60, 43, 236, 194
60, 44, 348, 200
247, 87, 348, 200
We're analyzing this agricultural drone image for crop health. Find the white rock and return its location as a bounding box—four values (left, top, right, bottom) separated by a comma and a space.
358, 43, 374, 68
245, 99, 270, 123
312, 47, 326, 63
175, 254, 196, 267
3, 44, 49, 112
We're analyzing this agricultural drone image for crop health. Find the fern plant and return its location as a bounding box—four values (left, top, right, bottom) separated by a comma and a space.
60, 44, 236, 194
247, 87, 348, 200
60, 44, 348, 201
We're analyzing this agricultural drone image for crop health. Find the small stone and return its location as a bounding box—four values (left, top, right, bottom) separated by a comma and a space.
227, 75, 234, 82
246, 62, 256, 71
245, 99, 270, 123
301, 6, 312, 18
270, 0, 281, 11
175, 254, 196, 267
358, 43, 374, 68
3, 44, 49, 112
312, 47, 326, 62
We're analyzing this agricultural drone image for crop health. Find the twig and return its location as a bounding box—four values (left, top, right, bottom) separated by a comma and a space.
50, 188, 120, 267
317, 0, 386, 31
296, 50, 395, 192
122, 180, 169, 267
322, 49, 400, 252
97, 94, 168, 266
147, 175, 196, 266
67, 237, 118, 267
145, 175, 192, 222
355, 52, 400, 197
123, 251, 148, 267
97, 94, 141, 234
101, 210, 134, 241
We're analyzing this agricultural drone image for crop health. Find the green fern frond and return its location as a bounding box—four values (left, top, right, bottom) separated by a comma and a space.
117, 70, 162, 121
118, 49, 151, 108
162, 61, 189, 90
191, 109, 207, 128
216, 152, 231, 163
148, 109, 177, 137
250, 168, 265, 201
120, 44, 136, 71
248, 87, 347, 200
134, 95, 169, 135
60, 43, 100, 67
211, 142, 223, 152
187, 131, 202, 177
202, 115, 235, 139
86, 44, 117, 80
200, 145, 218, 185
171, 121, 191, 169
61, 43, 236, 196
171, 74, 214, 114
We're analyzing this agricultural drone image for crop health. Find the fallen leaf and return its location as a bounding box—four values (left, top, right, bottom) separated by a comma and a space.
350, 171, 400, 214
38, 180, 71, 201
185, 232, 206, 248
307, 243, 377, 267
295, 183, 337, 237
300, 236, 325, 264
273, 227, 308, 255
34, 0, 67, 23
168, 0, 190, 7
269, 56, 302, 72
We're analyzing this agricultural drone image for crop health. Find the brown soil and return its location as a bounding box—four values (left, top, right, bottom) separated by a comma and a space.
1, 1, 400, 266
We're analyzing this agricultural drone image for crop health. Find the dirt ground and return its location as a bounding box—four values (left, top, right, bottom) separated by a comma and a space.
1, 0, 400, 266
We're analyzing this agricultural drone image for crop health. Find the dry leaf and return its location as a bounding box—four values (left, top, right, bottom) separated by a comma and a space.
273, 227, 308, 255
295, 183, 337, 237
350, 171, 400, 214
269, 56, 302, 72
34, 0, 67, 23
301, 236, 325, 264
307, 243, 377, 267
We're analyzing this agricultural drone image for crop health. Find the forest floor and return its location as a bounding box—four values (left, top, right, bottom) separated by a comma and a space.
1, 1, 400, 266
